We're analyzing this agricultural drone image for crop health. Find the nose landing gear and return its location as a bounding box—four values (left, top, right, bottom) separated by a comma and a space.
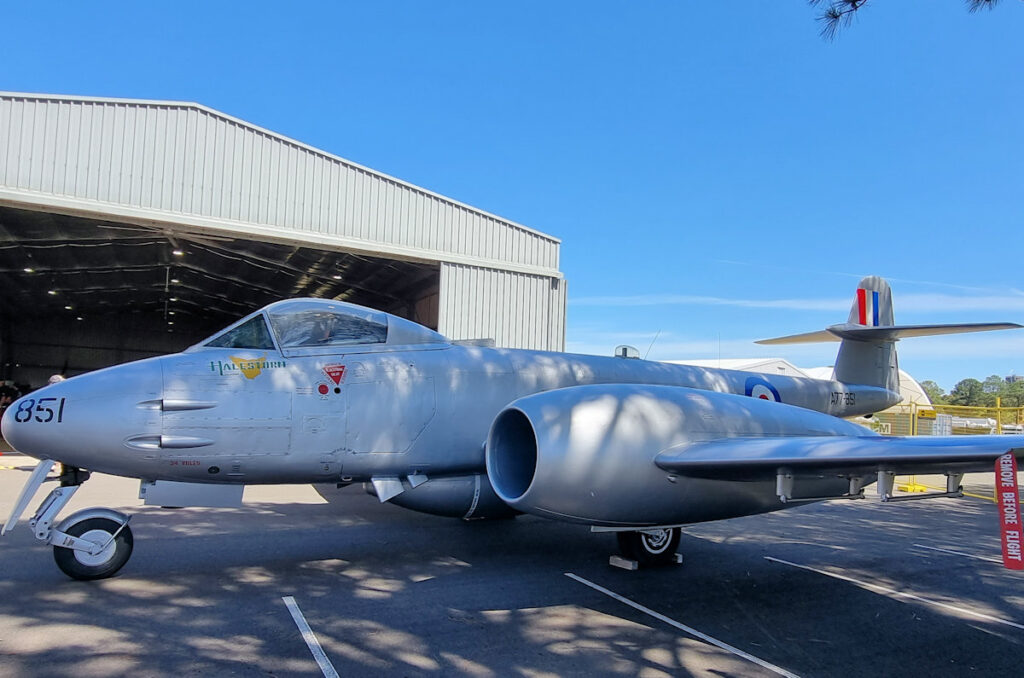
2, 460, 134, 580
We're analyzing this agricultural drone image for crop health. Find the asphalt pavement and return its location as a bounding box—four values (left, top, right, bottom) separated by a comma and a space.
0, 451, 1020, 677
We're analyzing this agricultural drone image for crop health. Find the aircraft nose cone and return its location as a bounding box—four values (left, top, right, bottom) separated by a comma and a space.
0, 359, 164, 470
1, 389, 66, 459
1, 396, 29, 451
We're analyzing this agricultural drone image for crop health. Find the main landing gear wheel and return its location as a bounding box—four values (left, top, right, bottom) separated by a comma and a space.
616, 527, 681, 566
52, 517, 134, 581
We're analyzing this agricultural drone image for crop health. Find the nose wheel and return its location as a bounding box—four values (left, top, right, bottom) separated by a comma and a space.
52, 516, 134, 580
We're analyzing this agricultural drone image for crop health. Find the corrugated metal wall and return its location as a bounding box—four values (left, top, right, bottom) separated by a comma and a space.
0, 94, 560, 275
0, 92, 566, 352
439, 263, 566, 351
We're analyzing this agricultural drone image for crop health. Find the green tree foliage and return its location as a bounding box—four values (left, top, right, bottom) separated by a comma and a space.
948, 378, 986, 406
810, 0, 1006, 40
930, 375, 1024, 407
1004, 380, 1024, 407
919, 380, 947, 405
983, 374, 1007, 395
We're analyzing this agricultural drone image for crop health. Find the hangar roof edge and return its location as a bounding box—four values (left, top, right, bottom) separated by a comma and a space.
0, 187, 564, 279
0, 90, 561, 246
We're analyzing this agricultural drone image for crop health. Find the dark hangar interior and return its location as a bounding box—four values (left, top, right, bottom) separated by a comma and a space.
0, 205, 440, 388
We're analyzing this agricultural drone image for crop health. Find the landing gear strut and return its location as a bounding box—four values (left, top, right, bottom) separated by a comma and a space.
3, 460, 134, 580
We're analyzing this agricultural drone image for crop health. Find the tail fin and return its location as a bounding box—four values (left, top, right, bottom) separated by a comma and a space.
757, 276, 1022, 391
833, 276, 899, 392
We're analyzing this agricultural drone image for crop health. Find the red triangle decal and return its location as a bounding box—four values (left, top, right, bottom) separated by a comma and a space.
323, 365, 346, 385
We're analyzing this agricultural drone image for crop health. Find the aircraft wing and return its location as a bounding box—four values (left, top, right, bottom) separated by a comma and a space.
654, 435, 1024, 481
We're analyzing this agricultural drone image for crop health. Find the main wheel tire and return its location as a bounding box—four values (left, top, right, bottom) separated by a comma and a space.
616, 528, 680, 567
53, 517, 133, 581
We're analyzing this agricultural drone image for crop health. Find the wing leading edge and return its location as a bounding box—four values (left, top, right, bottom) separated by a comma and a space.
655, 435, 1024, 481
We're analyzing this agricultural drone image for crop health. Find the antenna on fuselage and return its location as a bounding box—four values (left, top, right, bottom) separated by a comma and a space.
644, 330, 662, 360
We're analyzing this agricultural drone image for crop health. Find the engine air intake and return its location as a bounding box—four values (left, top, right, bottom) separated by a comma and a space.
486, 408, 538, 502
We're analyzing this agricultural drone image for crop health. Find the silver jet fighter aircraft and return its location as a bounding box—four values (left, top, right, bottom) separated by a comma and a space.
2, 276, 1023, 579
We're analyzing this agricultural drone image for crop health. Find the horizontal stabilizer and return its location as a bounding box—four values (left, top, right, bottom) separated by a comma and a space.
757, 322, 1022, 346
755, 330, 838, 345
655, 435, 1024, 481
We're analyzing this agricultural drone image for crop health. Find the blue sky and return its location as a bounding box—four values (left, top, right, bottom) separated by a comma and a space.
2, 2, 1023, 391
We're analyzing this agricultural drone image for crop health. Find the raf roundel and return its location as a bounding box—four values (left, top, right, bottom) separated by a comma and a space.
745, 376, 781, 403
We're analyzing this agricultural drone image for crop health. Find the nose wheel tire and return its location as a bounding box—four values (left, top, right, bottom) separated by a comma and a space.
52, 517, 134, 580
616, 527, 681, 566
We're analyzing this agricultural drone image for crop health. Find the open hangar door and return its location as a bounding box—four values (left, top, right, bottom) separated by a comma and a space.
0, 205, 440, 390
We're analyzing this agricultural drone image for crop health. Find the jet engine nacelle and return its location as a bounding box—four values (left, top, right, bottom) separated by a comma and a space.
485, 384, 866, 526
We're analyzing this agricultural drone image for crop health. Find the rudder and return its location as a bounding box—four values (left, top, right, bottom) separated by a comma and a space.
847, 275, 893, 328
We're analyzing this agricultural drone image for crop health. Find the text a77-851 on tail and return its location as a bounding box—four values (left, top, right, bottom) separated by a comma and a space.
2, 276, 1022, 580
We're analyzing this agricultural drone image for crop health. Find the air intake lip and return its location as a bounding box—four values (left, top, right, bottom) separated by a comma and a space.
485, 408, 538, 503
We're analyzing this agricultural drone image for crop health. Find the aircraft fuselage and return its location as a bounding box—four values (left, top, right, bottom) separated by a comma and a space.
3, 341, 899, 486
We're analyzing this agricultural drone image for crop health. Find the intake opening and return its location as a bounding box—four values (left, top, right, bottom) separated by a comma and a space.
485, 408, 538, 503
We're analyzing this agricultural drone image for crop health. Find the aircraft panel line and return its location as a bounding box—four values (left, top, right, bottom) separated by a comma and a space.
282, 595, 340, 678
912, 543, 1003, 565
564, 572, 801, 678
764, 556, 1024, 631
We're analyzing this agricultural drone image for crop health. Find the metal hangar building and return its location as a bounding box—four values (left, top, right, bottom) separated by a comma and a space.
0, 92, 566, 388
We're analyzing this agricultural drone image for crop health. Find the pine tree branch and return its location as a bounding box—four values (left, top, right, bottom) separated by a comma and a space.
811, 0, 1006, 40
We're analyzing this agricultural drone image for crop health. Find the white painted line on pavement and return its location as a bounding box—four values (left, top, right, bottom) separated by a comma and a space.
912, 543, 1003, 565
565, 572, 800, 678
765, 556, 1024, 632
282, 595, 340, 678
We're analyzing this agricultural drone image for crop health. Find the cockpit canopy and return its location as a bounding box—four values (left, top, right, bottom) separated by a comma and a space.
268, 300, 388, 348
195, 298, 448, 353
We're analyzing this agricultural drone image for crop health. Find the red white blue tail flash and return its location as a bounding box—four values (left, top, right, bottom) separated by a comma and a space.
856, 288, 880, 327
